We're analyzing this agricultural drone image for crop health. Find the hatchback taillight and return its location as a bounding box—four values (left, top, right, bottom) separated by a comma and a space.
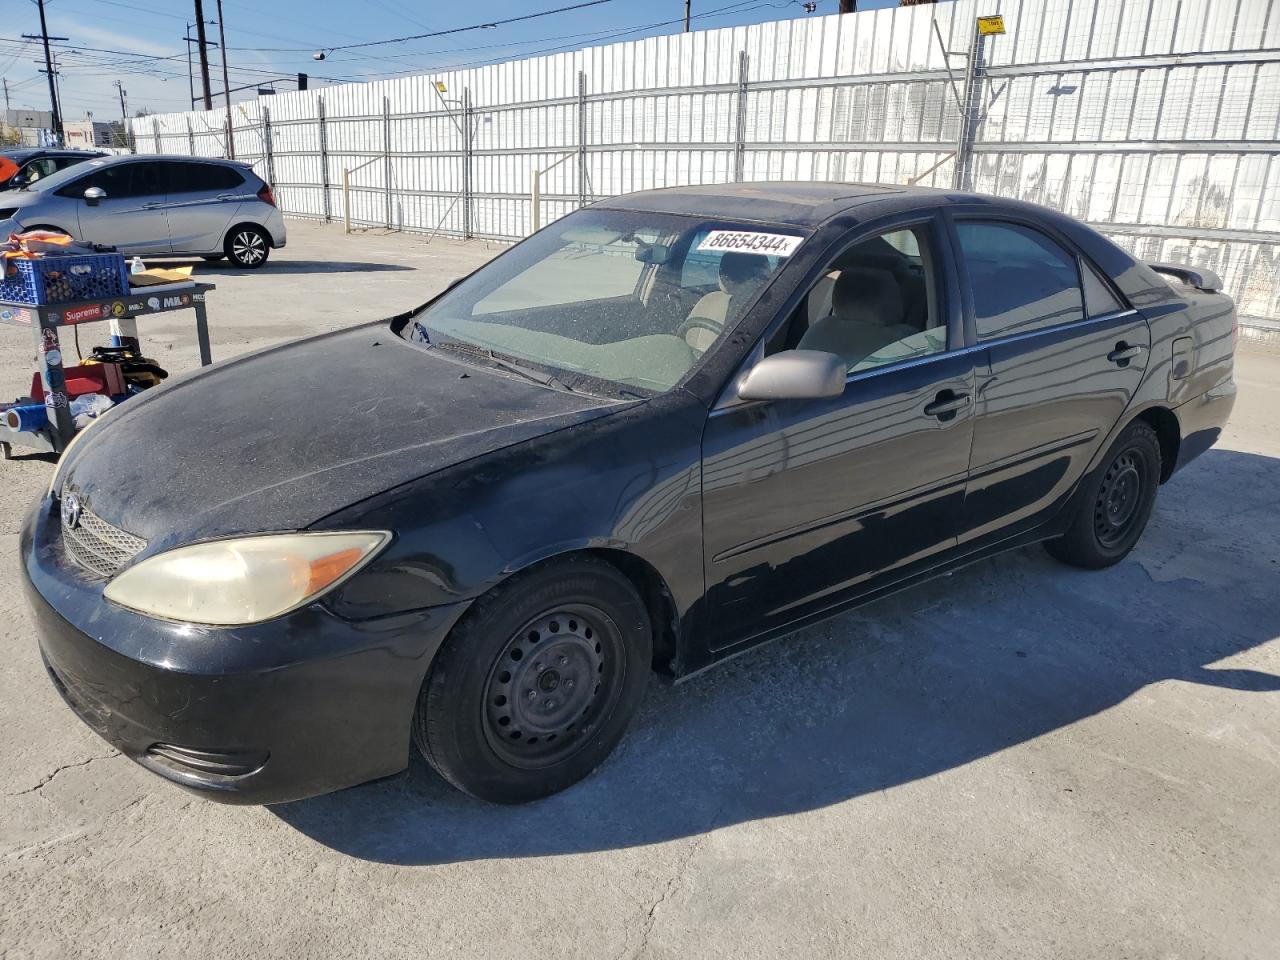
257, 184, 276, 207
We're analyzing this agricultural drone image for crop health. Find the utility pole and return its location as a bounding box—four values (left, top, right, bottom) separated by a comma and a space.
186, 23, 195, 106
838, 0, 857, 12
684, 0, 691, 32
215, 0, 234, 157
193, 0, 213, 109
114, 80, 131, 152
23, 0, 66, 145
3, 78, 9, 115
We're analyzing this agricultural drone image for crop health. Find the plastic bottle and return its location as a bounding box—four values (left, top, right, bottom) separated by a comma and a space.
130, 256, 145, 274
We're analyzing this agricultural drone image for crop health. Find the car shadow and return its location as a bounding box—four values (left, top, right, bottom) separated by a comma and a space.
273, 448, 1280, 865
162, 259, 415, 275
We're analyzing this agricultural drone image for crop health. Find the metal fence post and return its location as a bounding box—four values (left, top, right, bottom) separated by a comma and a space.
953, 20, 984, 191
186, 117, 195, 155
383, 96, 393, 230
263, 106, 276, 201
153, 120, 161, 154
463, 87, 474, 239
577, 71, 588, 207
317, 96, 331, 222
734, 51, 750, 182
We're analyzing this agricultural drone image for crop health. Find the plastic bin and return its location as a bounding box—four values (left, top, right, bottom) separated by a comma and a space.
0, 253, 130, 306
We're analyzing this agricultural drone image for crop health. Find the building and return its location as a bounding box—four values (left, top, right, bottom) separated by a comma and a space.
1, 109, 56, 147
63, 120, 124, 149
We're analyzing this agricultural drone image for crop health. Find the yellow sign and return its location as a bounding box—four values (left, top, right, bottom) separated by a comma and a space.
977, 14, 1006, 35
434, 81, 448, 94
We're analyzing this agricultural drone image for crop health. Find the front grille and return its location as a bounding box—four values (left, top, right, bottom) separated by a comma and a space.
60, 494, 147, 579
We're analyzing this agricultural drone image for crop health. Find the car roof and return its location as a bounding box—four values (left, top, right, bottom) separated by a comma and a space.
1, 148, 105, 160
594, 181, 1009, 228
75, 153, 250, 168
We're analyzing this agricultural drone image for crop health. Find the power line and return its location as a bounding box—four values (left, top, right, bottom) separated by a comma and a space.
234, 0, 617, 53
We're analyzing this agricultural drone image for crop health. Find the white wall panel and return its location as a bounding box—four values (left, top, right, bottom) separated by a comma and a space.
131, 0, 1279, 321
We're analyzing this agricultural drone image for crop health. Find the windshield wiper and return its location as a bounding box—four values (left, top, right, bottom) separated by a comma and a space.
421, 333, 577, 394
482, 350, 576, 393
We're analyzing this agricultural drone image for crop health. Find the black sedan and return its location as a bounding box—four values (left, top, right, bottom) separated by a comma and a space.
0, 148, 106, 191
21, 183, 1236, 804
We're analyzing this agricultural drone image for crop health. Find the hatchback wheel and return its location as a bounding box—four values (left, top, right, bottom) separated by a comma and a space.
413, 557, 652, 803
224, 226, 270, 268
1045, 420, 1161, 569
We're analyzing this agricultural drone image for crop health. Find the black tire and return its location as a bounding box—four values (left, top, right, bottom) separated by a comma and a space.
223, 225, 270, 268
202, 254, 226, 262
414, 556, 652, 803
1045, 420, 1161, 569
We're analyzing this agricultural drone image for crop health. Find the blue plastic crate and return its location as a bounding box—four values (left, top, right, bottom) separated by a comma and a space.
0, 253, 130, 306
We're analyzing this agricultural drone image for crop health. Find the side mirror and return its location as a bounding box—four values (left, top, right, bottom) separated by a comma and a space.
9, 173, 26, 188
737, 349, 846, 402
83, 186, 106, 206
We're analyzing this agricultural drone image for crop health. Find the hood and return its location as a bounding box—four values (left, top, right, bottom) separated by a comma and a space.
61, 324, 623, 552
0, 184, 54, 209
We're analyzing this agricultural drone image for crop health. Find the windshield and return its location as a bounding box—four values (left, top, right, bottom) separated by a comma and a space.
403, 210, 803, 393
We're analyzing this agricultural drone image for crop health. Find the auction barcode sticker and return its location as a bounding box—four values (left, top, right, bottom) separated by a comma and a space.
696, 230, 803, 257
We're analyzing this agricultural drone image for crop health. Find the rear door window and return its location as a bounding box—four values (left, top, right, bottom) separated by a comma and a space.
956, 221, 1085, 339
164, 161, 245, 194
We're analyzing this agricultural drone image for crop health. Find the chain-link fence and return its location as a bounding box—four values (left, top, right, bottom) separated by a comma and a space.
134, 0, 1280, 325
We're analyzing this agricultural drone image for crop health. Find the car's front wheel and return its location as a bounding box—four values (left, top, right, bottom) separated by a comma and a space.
1045, 420, 1161, 569
224, 225, 270, 268
413, 557, 652, 803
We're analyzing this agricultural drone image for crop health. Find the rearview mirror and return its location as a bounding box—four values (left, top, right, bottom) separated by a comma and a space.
634, 243, 670, 265
83, 186, 106, 206
737, 350, 846, 402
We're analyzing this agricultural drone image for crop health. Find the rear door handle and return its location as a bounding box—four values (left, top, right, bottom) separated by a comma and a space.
923, 391, 971, 419
1107, 342, 1143, 364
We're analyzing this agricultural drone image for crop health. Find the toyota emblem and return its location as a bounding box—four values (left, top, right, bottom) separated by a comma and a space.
63, 493, 82, 529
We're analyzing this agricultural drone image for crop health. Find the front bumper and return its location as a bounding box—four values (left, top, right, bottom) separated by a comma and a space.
21, 496, 467, 804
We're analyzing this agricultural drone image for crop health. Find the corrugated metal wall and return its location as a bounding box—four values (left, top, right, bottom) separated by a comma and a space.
133, 0, 1280, 324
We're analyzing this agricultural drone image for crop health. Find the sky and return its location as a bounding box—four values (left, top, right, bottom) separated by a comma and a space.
0, 0, 906, 123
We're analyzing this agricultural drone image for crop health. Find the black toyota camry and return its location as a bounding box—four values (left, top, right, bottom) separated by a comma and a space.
21, 182, 1236, 804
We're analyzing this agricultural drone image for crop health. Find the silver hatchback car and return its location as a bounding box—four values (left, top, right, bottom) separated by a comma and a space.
0, 154, 286, 268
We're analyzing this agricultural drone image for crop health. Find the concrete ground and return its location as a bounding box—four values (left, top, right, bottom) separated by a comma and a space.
1, 221, 1277, 959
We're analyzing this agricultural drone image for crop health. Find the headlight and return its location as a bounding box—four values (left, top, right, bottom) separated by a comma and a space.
103, 531, 391, 625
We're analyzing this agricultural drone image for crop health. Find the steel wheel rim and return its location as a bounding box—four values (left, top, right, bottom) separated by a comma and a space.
1094, 448, 1146, 548
482, 604, 624, 769
232, 231, 265, 264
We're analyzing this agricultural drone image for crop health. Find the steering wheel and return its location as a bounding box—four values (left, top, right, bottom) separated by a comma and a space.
676, 316, 724, 352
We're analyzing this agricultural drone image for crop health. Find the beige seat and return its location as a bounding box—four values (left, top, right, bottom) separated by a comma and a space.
684, 253, 772, 353
797, 267, 918, 368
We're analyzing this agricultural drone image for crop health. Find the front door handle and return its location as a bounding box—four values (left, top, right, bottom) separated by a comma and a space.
1107, 342, 1143, 365
923, 390, 971, 419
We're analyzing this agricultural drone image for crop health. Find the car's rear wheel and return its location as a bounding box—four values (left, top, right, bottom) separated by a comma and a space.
1045, 420, 1161, 569
413, 557, 652, 803
224, 226, 270, 268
